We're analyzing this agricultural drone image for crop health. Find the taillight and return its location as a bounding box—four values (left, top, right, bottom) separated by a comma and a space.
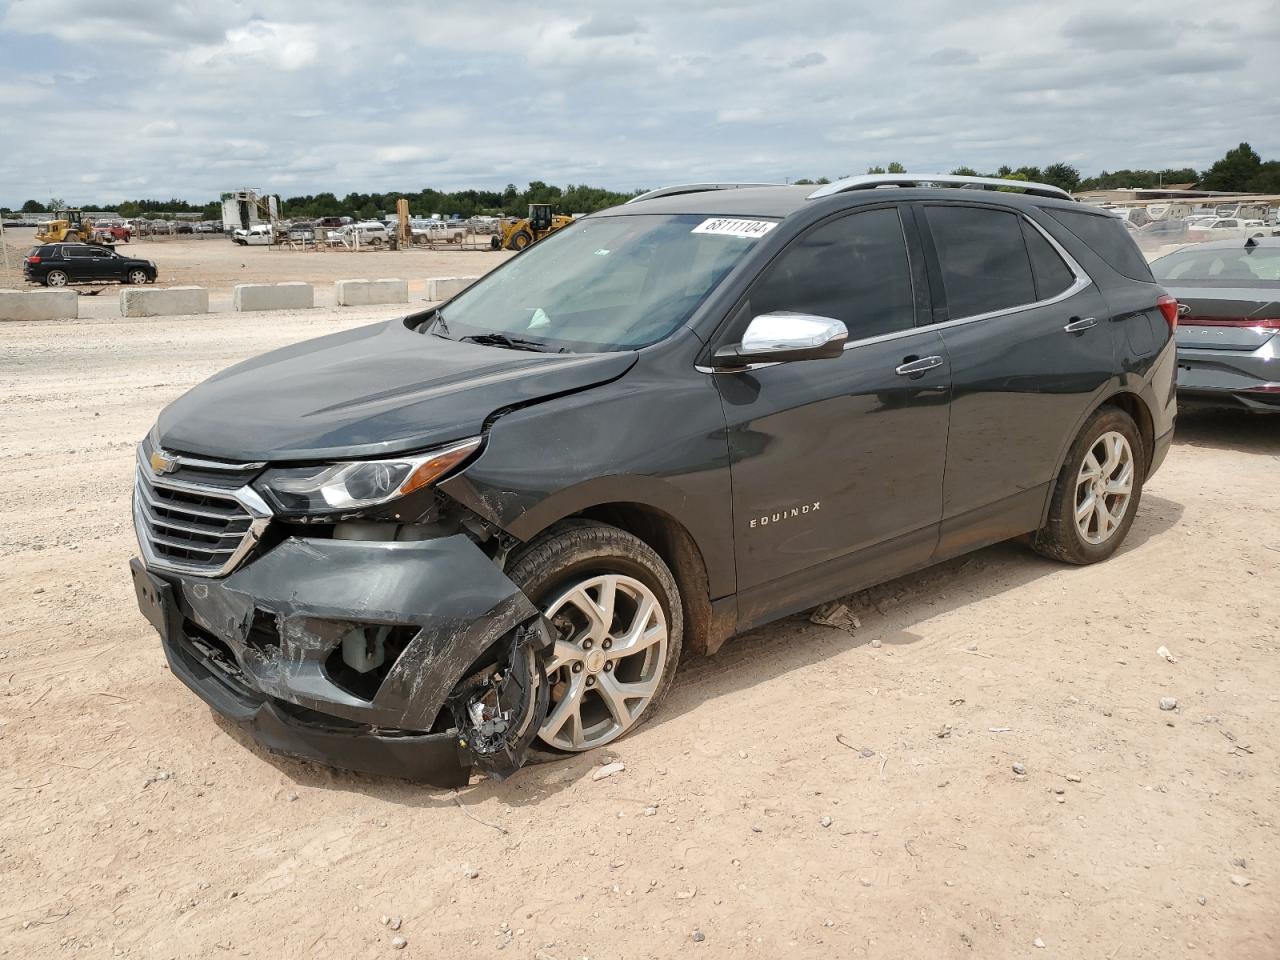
26, 255, 40, 264
1156, 294, 1179, 332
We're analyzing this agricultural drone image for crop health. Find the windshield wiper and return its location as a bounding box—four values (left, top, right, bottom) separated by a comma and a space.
458, 333, 562, 353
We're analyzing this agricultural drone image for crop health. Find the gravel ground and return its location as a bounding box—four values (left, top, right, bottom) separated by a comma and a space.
1, 309, 1277, 959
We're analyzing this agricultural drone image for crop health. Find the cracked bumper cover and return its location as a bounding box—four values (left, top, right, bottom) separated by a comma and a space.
130, 534, 539, 786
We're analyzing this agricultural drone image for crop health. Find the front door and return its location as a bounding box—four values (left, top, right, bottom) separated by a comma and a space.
916, 202, 1117, 555
712, 205, 951, 627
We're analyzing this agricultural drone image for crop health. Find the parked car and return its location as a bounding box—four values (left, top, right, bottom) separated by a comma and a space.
286, 220, 316, 242
1151, 237, 1280, 413
92, 222, 132, 243
327, 221, 389, 246
1187, 218, 1273, 241
314, 216, 352, 230
232, 224, 274, 246
421, 220, 467, 243
129, 176, 1176, 786
24, 242, 157, 286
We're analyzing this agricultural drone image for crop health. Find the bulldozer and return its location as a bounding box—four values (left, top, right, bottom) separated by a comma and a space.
35, 209, 97, 244
492, 203, 573, 251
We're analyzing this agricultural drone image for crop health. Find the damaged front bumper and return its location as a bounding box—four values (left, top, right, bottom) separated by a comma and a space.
130, 534, 544, 787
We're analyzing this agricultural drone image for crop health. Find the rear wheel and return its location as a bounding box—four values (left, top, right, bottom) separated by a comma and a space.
1033, 407, 1145, 564
506, 522, 683, 753
44, 270, 69, 287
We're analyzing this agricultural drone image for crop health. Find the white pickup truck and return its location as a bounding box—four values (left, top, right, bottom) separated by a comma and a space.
421, 220, 467, 244
231, 224, 273, 246
326, 222, 390, 247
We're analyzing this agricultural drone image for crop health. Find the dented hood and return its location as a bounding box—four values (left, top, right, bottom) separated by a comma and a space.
157, 318, 637, 461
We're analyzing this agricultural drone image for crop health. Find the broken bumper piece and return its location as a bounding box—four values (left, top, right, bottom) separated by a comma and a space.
129, 533, 541, 786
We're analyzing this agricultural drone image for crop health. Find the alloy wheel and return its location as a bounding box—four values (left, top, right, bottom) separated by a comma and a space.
538, 573, 668, 751
1074, 431, 1134, 545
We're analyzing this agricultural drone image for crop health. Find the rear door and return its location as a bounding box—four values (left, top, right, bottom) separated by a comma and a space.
916, 202, 1116, 554
713, 204, 951, 622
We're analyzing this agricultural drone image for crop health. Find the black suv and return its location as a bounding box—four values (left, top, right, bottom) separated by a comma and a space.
130, 175, 1177, 785
24, 242, 157, 287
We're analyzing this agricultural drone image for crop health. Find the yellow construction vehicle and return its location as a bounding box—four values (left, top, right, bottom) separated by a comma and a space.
34, 209, 96, 244
492, 203, 573, 251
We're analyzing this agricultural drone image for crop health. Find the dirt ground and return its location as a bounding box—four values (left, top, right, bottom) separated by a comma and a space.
0, 229, 513, 314
1, 308, 1277, 960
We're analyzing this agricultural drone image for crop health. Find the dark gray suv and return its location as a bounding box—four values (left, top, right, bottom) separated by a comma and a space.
130, 175, 1178, 785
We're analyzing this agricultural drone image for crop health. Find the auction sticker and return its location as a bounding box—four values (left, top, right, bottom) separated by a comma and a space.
691, 217, 777, 240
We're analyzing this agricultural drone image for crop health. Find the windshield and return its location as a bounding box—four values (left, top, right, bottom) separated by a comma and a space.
428, 213, 770, 351
1152, 245, 1280, 282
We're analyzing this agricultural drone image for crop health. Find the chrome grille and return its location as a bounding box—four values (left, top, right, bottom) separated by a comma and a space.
133, 443, 272, 577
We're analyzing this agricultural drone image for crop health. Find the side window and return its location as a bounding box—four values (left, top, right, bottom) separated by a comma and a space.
926, 206, 1035, 319
1021, 219, 1076, 300
64, 246, 91, 259
1043, 207, 1154, 282
748, 207, 916, 342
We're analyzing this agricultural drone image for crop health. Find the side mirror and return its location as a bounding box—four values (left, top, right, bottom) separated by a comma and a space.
713, 312, 848, 368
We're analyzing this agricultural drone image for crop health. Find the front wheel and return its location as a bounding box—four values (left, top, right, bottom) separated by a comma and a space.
126, 269, 149, 285
1033, 406, 1145, 564
44, 270, 69, 287
506, 521, 683, 754
510, 230, 533, 251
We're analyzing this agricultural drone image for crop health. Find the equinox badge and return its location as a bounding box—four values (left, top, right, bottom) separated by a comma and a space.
750, 501, 821, 529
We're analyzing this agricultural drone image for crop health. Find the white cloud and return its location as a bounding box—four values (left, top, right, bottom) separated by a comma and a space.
0, 0, 1277, 207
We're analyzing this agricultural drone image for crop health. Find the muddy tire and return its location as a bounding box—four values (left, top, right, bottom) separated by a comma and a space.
510, 230, 533, 251
506, 520, 683, 754
1033, 406, 1145, 565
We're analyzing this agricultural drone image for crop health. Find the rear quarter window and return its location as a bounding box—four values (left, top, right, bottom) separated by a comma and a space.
1043, 207, 1154, 282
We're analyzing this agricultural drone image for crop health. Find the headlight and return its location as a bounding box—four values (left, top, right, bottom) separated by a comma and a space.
258, 437, 481, 514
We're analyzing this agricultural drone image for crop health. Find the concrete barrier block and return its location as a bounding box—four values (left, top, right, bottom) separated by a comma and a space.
426, 276, 479, 301
119, 286, 209, 318
0, 288, 78, 321
335, 278, 409, 306
233, 282, 314, 312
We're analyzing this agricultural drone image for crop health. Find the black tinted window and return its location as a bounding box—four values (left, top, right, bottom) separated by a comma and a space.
1021, 219, 1076, 299
926, 206, 1035, 318
63, 246, 92, 258
749, 208, 915, 341
1044, 207, 1154, 281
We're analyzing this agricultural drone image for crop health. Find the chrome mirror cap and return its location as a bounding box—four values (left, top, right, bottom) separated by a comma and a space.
740, 312, 848, 356
712, 312, 848, 369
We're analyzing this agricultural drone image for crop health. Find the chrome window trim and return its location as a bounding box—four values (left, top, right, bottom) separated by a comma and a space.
133, 445, 272, 579
697, 214, 1091, 375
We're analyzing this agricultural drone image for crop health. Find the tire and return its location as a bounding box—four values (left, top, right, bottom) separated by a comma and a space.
510, 230, 533, 251
44, 270, 69, 288
505, 520, 683, 754
1033, 406, 1145, 564
490, 235, 501, 250
126, 269, 149, 285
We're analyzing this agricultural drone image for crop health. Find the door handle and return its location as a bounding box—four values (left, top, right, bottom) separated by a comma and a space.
1063, 316, 1098, 333
895, 355, 944, 377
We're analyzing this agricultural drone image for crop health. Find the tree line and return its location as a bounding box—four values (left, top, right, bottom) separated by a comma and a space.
6, 143, 1278, 220
802, 142, 1280, 195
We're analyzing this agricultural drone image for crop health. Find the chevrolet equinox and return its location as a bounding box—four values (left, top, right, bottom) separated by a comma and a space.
130, 175, 1178, 785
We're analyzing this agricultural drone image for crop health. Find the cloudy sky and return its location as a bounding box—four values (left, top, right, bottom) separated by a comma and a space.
1, 0, 1278, 206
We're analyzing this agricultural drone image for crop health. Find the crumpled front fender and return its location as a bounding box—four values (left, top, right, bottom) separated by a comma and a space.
175, 535, 539, 731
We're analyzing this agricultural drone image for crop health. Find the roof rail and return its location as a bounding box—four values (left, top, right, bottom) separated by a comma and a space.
626, 182, 790, 204
807, 174, 1072, 202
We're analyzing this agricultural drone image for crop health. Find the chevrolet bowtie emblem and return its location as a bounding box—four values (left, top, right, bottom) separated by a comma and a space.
149, 449, 179, 475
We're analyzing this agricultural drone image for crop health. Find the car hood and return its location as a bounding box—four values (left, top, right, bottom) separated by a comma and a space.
156, 318, 638, 462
